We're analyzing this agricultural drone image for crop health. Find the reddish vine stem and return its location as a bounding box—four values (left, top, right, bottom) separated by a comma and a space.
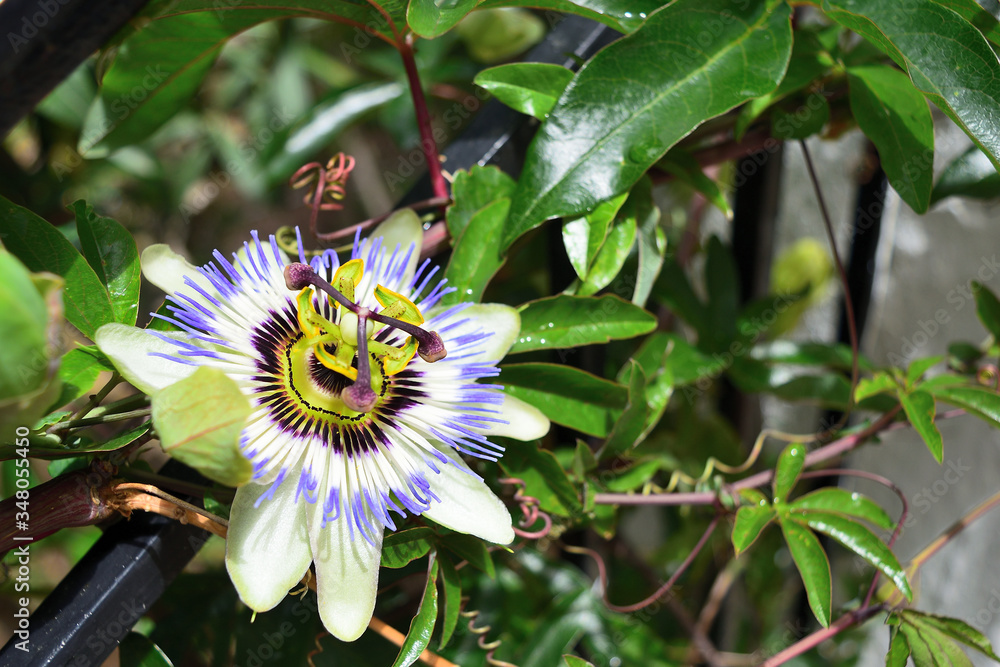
566, 514, 721, 613
398, 33, 449, 205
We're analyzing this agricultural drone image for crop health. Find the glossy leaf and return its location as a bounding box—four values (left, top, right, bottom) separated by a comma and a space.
69, 200, 141, 326
779, 517, 832, 627
792, 510, 912, 600
732, 504, 775, 555
1, 422, 153, 462
446, 165, 517, 240
562, 194, 627, 281
931, 0, 1000, 49
151, 366, 253, 486
392, 556, 439, 667
563, 657, 595, 667
791, 488, 894, 531
847, 64, 934, 213
900, 389, 943, 462
577, 208, 637, 296
925, 383, 1000, 427
443, 198, 510, 304
0, 196, 114, 339
474, 63, 574, 119
499, 363, 627, 437
511, 294, 656, 354
52, 347, 104, 409
478, 0, 659, 33
502, 0, 792, 249
599, 361, 649, 460
773, 442, 806, 503
438, 551, 462, 649
408, 0, 478, 38
381, 527, 435, 569
823, 0, 1000, 172
501, 438, 582, 516
931, 144, 1000, 204
973, 280, 1000, 341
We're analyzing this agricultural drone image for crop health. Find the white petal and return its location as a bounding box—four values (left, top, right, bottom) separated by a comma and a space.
308, 500, 382, 641
477, 392, 550, 441
225, 479, 311, 612
94, 324, 195, 394
422, 454, 514, 545
457, 304, 520, 361
141, 244, 215, 297
371, 208, 422, 285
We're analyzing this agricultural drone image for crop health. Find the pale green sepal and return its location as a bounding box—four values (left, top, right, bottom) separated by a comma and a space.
94, 323, 195, 394
422, 452, 515, 545
460, 304, 520, 361
308, 498, 383, 642
225, 479, 312, 612
485, 393, 550, 441
140, 244, 215, 297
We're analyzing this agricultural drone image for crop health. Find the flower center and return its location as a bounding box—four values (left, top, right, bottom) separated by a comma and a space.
283, 260, 447, 414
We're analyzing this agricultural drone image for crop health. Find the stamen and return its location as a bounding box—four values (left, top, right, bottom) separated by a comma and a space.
368, 311, 447, 362
284, 263, 358, 313
342, 308, 378, 412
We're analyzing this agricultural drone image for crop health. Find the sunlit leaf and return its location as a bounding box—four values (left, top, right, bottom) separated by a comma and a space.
69, 200, 141, 326
511, 294, 656, 354
773, 442, 806, 503
791, 488, 895, 531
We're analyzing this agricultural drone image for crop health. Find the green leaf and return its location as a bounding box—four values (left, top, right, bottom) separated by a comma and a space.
791, 488, 895, 531
792, 510, 912, 600
822, 0, 1000, 173
886, 627, 911, 667
930, 0, 1000, 50
909, 611, 1000, 660
454, 8, 545, 63
779, 517, 832, 627
732, 504, 775, 555
906, 617, 976, 667
151, 366, 253, 486
899, 621, 939, 667
931, 144, 1000, 204
120, 632, 174, 667
511, 294, 656, 354
599, 361, 649, 460
771, 91, 829, 140
52, 347, 104, 409
501, 0, 792, 249
577, 207, 637, 296
847, 64, 935, 213
407, 0, 478, 38
440, 534, 495, 578
907, 356, 944, 387
753, 340, 871, 371
381, 527, 435, 569
0, 250, 52, 403
478, 0, 659, 33
474, 63, 574, 119
69, 200, 141, 326
438, 551, 462, 650
924, 383, 1000, 427
0, 196, 115, 339
658, 150, 733, 219
773, 442, 806, 503
856, 371, 898, 403
499, 363, 627, 437
562, 194, 628, 281
973, 280, 1000, 341
446, 165, 517, 240
443, 198, 510, 304
563, 657, 595, 667
500, 439, 582, 516
392, 556, 439, 667
630, 177, 666, 307
0, 422, 153, 461
633, 332, 726, 387
900, 389, 944, 461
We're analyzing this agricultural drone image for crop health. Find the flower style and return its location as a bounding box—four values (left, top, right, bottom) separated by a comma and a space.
94, 213, 549, 641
